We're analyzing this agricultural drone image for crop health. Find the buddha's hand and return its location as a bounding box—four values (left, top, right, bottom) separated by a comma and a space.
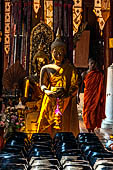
44, 89, 57, 97
27, 76, 36, 85
55, 87, 65, 98
44, 87, 65, 98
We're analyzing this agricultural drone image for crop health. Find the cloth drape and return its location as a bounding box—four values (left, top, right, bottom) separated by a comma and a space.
83, 70, 106, 130
37, 60, 79, 137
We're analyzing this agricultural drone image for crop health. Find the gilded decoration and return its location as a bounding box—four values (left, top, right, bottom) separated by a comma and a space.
109, 38, 113, 48
44, 0, 53, 30
73, 0, 83, 35
29, 21, 54, 75
4, 0, 11, 56
93, 0, 110, 35
33, 0, 41, 18
101, 0, 110, 22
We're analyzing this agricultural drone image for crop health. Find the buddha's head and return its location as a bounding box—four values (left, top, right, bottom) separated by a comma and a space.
33, 43, 49, 75
51, 28, 66, 65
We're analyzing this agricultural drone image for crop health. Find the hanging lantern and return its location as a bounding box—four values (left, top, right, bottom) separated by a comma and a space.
33, 0, 40, 18
53, 98, 62, 130
73, 0, 83, 35
93, 0, 110, 35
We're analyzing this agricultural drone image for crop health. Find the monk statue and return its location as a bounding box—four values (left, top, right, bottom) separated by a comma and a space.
37, 28, 80, 137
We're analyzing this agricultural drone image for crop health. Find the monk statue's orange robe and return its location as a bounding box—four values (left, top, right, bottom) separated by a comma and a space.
83, 70, 106, 130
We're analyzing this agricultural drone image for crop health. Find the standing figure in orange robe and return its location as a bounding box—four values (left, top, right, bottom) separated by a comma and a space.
77, 57, 106, 132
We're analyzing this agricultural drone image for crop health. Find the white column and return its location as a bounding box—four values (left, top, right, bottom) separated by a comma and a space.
101, 63, 113, 129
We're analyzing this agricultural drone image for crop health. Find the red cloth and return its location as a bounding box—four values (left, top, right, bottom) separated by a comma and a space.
0, 136, 4, 150
83, 70, 106, 130
0, 128, 4, 150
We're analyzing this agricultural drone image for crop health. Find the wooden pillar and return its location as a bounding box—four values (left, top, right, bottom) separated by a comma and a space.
105, 0, 113, 67
0, 0, 4, 110
109, 0, 113, 64
64, 0, 73, 63
104, 0, 113, 86
104, 18, 111, 69
40, 0, 44, 21
26, 0, 32, 75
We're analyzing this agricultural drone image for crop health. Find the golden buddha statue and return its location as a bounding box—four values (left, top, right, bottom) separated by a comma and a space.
37, 27, 80, 137
23, 43, 49, 134
24, 43, 49, 101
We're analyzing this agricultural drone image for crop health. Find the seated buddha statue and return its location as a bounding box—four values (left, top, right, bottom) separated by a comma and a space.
23, 44, 49, 134
24, 43, 49, 102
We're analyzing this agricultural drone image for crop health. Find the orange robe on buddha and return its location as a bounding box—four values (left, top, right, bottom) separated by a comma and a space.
83, 70, 106, 130
37, 60, 79, 137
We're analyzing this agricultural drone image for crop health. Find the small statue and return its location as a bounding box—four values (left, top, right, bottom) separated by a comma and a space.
24, 43, 49, 101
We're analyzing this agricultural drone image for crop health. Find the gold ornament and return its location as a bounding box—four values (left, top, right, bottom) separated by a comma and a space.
33, 0, 40, 18
53, 98, 62, 130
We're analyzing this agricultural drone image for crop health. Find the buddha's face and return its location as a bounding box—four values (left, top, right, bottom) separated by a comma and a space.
52, 47, 65, 65
33, 57, 47, 75
37, 57, 47, 74
37, 58, 46, 69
